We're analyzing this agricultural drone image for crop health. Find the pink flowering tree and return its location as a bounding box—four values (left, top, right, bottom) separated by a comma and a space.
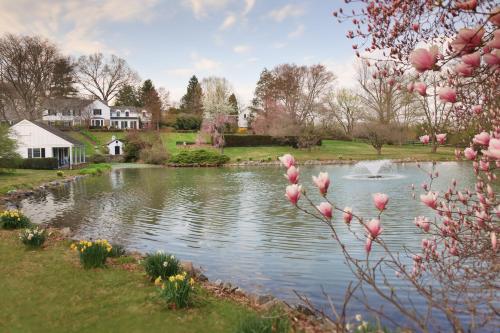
278, 2, 499, 332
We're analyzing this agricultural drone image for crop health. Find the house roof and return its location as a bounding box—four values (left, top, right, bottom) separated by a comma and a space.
106, 138, 123, 145
42, 98, 95, 112
32, 121, 85, 146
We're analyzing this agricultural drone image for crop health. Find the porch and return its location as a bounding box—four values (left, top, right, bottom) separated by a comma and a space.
53, 145, 86, 169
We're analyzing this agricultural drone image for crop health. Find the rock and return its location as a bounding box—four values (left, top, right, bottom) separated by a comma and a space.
197, 273, 208, 282
214, 279, 223, 287
180, 261, 195, 275
256, 294, 275, 305
295, 304, 315, 316
222, 282, 232, 291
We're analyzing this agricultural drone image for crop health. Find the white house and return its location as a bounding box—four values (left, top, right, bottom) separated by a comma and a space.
9, 119, 86, 169
42, 98, 152, 129
107, 136, 124, 155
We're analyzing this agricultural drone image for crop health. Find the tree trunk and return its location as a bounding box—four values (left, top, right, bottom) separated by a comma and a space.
376, 146, 382, 155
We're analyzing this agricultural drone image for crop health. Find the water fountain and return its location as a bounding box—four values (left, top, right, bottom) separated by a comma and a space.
344, 159, 404, 180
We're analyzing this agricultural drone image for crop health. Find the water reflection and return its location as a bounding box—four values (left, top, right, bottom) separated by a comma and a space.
18, 162, 476, 325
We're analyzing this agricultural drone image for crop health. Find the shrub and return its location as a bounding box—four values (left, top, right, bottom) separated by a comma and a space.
158, 272, 195, 309
168, 150, 230, 166
78, 163, 111, 176
224, 135, 299, 148
174, 114, 202, 131
56, 171, 64, 177
108, 244, 126, 258
0, 157, 21, 169
89, 154, 107, 164
123, 132, 151, 162
19, 227, 47, 248
1, 210, 31, 229
139, 144, 169, 165
70, 239, 112, 269
20, 158, 58, 170
143, 251, 181, 281
236, 311, 290, 333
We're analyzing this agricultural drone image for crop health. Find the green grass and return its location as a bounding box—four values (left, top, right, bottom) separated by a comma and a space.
222, 140, 456, 162
78, 163, 112, 176
0, 169, 80, 195
66, 130, 455, 162
0, 230, 255, 333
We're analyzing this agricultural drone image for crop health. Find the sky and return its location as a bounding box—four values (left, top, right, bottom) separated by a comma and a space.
0, 0, 359, 105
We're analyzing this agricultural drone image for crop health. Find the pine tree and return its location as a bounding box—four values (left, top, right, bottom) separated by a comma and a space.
180, 75, 203, 114
114, 84, 140, 106
49, 57, 78, 97
228, 93, 238, 115
141, 79, 161, 131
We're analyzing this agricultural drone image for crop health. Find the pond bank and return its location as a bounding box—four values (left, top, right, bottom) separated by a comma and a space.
0, 228, 335, 332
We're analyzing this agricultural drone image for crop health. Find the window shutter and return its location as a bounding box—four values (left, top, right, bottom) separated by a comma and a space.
28, 148, 32, 158
41, 148, 46, 158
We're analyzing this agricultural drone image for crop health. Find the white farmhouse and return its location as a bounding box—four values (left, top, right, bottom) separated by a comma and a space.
42, 98, 111, 128
107, 136, 124, 155
9, 119, 86, 169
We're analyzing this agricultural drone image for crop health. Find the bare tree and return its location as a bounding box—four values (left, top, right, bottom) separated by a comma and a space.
323, 88, 364, 137
76, 53, 138, 104
0, 34, 61, 121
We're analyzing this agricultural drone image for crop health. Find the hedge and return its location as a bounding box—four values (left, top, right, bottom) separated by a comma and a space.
173, 115, 202, 131
0, 158, 59, 170
168, 150, 229, 166
224, 135, 321, 148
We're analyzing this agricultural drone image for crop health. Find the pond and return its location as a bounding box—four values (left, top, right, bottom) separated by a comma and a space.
17, 161, 476, 327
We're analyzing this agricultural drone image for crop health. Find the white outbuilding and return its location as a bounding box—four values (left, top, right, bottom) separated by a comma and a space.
107, 136, 124, 155
8, 119, 86, 169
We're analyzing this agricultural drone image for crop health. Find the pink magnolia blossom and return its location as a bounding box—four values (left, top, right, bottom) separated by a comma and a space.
483, 50, 500, 66
455, 62, 474, 76
412, 23, 419, 32
415, 216, 431, 232
436, 133, 447, 144
406, 82, 414, 93
479, 160, 490, 171
483, 138, 500, 160
451, 27, 484, 53
420, 192, 438, 209
366, 218, 383, 239
284, 166, 299, 184
471, 105, 482, 115
456, 0, 478, 11
373, 193, 389, 211
449, 246, 459, 256
414, 82, 427, 96
492, 232, 497, 251
317, 202, 333, 220
312, 172, 330, 196
464, 147, 477, 160
343, 207, 353, 224
365, 237, 372, 253
285, 184, 301, 205
409, 46, 439, 72
462, 52, 481, 67
438, 87, 457, 103
473, 131, 490, 145
420, 135, 430, 144
279, 154, 295, 169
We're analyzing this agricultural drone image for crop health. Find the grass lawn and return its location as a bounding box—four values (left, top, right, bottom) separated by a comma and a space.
0, 169, 80, 195
222, 140, 456, 162
0, 230, 254, 332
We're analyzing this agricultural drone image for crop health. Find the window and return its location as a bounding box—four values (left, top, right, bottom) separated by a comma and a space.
125, 111, 129, 117
112, 121, 119, 128
28, 148, 45, 158
92, 119, 103, 127
116, 111, 121, 117
121, 121, 128, 129
48, 109, 57, 116
93, 109, 102, 116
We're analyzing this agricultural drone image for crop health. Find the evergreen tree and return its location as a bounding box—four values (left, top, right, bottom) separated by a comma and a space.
141, 79, 162, 131
180, 75, 203, 114
228, 93, 238, 115
49, 57, 78, 97
114, 84, 140, 106
139, 79, 155, 107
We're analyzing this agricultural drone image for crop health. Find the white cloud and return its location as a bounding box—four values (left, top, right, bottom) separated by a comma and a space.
269, 4, 304, 22
321, 56, 358, 88
273, 42, 287, 49
0, 0, 160, 54
288, 24, 305, 39
220, 13, 237, 30
184, 0, 231, 19
243, 0, 256, 15
233, 45, 251, 54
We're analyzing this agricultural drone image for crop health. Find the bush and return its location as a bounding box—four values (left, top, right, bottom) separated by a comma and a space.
158, 272, 194, 309
168, 150, 230, 166
56, 171, 64, 177
237, 311, 290, 333
143, 251, 181, 281
1, 210, 31, 229
123, 132, 151, 162
89, 154, 107, 164
78, 163, 111, 176
139, 144, 169, 165
174, 114, 202, 131
0, 157, 21, 169
19, 158, 58, 170
19, 226, 47, 248
70, 239, 112, 269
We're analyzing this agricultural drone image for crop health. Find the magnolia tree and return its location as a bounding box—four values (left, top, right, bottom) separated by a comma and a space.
278, 2, 499, 332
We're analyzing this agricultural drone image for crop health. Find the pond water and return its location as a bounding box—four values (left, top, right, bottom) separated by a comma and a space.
17, 162, 477, 328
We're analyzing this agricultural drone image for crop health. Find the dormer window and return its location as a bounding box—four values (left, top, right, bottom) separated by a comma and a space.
125, 111, 129, 117
116, 111, 121, 117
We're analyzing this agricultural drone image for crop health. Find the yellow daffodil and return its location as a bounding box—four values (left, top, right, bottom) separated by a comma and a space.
154, 276, 163, 286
